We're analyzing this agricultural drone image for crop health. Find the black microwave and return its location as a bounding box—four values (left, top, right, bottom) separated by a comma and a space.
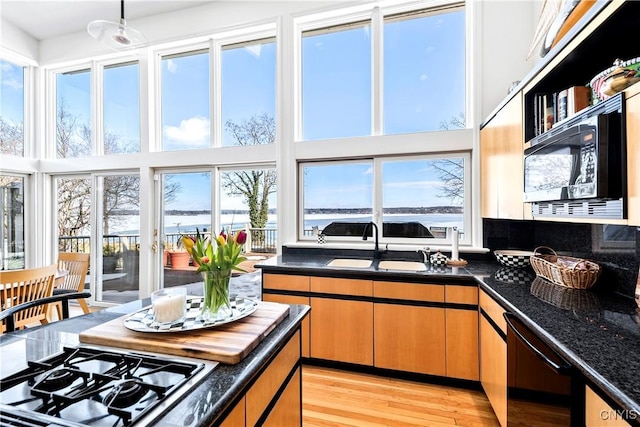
524, 93, 625, 203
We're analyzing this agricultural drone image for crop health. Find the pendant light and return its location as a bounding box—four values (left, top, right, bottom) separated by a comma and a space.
87, 0, 147, 50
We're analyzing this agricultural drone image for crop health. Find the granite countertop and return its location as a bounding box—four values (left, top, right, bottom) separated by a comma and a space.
257, 254, 640, 417
0, 299, 310, 427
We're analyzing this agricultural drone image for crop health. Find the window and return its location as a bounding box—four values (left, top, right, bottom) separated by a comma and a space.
0, 59, 25, 156
104, 62, 140, 154
299, 4, 466, 139
0, 175, 25, 270
381, 157, 465, 239
300, 161, 373, 238
221, 38, 276, 147
383, 8, 466, 134
161, 50, 210, 151
300, 154, 468, 242
56, 69, 91, 158
220, 167, 277, 252
301, 22, 371, 141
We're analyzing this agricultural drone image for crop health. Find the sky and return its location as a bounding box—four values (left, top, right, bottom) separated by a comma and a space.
1, 8, 465, 214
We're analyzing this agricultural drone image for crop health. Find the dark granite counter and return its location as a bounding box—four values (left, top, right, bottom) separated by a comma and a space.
257, 253, 640, 420
0, 299, 310, 426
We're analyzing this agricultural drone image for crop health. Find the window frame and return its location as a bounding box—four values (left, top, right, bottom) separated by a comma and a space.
298, 151, 471, 246
0, 52, 35, 158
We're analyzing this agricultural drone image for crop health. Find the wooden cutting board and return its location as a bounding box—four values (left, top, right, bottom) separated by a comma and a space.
79, 301, 290, 365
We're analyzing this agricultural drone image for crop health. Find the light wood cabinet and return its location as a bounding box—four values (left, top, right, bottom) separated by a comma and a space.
310, 296, 373, 365
219, 397, 245, 427
626, 85, 640, 226
218, 330, 302, 426
263, 274, 310, 357
585, 385, 633, 427
245, 330, 301, 426
374, 302, 446, 375
480, 91, 525, 220
479, 290, 507, 427
263, 367, 302, 427
445, 285, 479, 381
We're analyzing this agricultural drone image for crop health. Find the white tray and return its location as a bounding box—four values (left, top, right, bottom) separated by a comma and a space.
123, 296, 258, 333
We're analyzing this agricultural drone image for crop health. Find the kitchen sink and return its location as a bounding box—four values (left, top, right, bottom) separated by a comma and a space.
326, 258, 373, 268
378, 260, 427, 272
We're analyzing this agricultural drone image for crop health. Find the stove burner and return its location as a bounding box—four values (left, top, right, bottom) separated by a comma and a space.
38, 369, 77, 392
103, 380, 147, 408
0, 346, 208, 427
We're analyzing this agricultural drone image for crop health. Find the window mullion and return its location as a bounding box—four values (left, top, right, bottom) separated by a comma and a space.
373, 157, 383, 227
92, 61, 104, 156
371, 7, 383, 136
211, 39, 222, 148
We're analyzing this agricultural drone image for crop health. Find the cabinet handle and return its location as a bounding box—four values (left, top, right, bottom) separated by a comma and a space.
503, 312, 572, 375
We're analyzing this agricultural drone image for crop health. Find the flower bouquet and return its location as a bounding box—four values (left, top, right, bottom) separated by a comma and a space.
181, 228, 247, 320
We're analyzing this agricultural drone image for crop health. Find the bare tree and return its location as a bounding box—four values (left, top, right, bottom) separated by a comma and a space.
432, 113, 466, 203
0, 117, 24, 156
222, 114, 277, 233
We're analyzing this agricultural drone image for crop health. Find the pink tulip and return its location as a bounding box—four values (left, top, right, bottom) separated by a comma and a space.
235, 230, 247, 244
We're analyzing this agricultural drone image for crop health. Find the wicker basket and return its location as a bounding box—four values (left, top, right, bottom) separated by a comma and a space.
530, 277, 599, 311
530, 246, 601, 289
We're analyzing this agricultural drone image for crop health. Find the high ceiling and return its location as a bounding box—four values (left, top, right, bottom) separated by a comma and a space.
1, 0, 210, 41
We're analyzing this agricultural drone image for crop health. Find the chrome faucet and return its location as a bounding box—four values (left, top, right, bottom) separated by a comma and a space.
362, 222, 380, 259
417, 247, 431, 263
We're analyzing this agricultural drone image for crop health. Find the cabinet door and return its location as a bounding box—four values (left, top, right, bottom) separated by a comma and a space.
374, 303, 446, 376
626, 89, 640, 225
263, 294, 310, 358
480, 291, 507, 427
263, 367, 302, 427
480, 91, 524, 220
585, 385, 632, 427
219, 397, 245, 427
310, 297, 373, 365
445, 309, 479, 381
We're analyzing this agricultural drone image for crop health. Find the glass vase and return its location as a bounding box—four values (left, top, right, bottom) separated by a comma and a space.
200, 270, 233, 321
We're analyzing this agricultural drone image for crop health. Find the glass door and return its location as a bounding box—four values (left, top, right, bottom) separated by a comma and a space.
156, 171, 212, 290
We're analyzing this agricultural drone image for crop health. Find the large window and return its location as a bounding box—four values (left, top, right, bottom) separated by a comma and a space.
300, 154, 468, 242
301, 22, 372, 141
300, 4, 466, 140
161, 50, 210, 151
384, 8, 466, 134
0, 175, 25, 270
56, 69, 91, 158
0, 59, 25, 156
221, 38, 276, 147
104, 62, 140, 154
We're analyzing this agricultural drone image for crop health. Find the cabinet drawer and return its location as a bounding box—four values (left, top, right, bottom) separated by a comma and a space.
480, 290, 506, 334
373, 281, 444, 302
310, 277, 372, 297
263, 273, 310, 292
446, 285, 478, 305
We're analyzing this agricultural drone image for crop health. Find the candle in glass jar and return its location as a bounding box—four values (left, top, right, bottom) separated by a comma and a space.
152, 288, 186, 323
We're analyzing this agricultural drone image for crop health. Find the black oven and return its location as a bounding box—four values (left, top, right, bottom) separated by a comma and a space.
524, 93, 625, 204
504, 313, 585, 427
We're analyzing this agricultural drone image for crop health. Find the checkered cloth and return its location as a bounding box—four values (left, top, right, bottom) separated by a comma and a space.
494, 268, 534, 285
123, 296, 258, 332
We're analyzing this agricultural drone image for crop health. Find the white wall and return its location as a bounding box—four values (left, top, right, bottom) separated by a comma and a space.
479, 0, 539, 120
38, 1, 345, 64
0, 17, 38, 61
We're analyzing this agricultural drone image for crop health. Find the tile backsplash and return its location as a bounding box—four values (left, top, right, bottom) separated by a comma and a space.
483, 219, 640, 299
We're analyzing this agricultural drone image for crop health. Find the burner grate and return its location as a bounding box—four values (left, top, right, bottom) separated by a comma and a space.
0, 346, 208, 427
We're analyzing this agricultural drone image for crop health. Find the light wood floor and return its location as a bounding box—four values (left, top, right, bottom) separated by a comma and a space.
302, 365, 500, 427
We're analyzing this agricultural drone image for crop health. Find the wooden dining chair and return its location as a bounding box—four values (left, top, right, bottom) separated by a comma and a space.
54, 252, 91, 319
0, 265, 57, 332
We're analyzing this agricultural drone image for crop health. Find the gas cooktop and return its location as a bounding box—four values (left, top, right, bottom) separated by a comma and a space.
0, 346, 217, 426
